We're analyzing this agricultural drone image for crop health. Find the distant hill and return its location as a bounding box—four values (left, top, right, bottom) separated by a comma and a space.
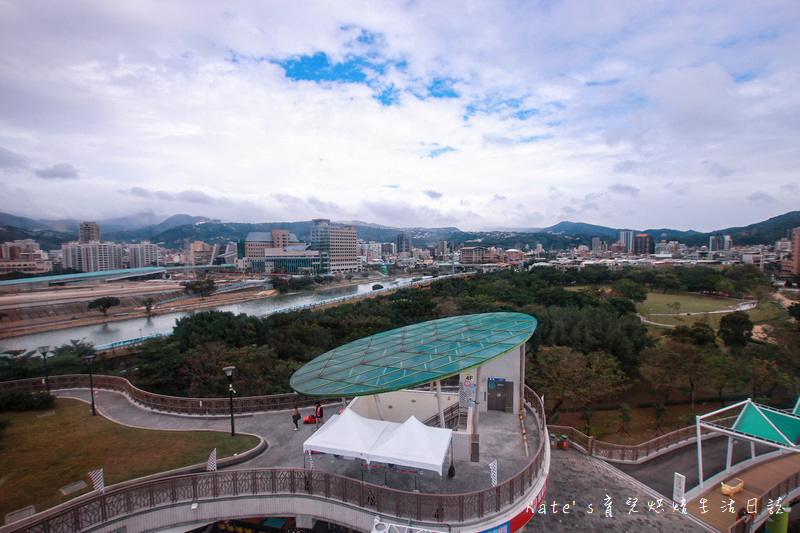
0, 226, 76, 250
0, 210, 797, 250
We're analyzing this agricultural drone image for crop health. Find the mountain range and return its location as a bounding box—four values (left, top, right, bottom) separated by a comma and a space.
1, 210, 798, 250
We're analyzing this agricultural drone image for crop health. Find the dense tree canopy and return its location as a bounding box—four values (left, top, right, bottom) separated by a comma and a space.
88, 296, 120, 316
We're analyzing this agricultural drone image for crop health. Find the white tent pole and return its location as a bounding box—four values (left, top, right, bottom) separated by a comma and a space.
436, 380, 446, 428
374, 395, 385, 420
341, 397, 347, 409
696, 418, 704, 486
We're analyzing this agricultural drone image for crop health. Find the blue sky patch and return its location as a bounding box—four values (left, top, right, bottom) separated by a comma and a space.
427, 78, 459, 98
375, 84, 401, 106
512, 108, 540, 120
585, 79, 620, 87
427, 146, 456, 158
275, 52, 368, 83
519, 134, 553, 143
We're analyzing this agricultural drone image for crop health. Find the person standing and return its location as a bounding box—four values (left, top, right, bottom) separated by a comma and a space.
292, 407, 300, 431
314, 402, 324, 430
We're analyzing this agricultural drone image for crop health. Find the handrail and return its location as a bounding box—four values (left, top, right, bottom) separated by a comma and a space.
729, 470, 800, 533
546, 417, 737, 464
0, 375, 321, 415
2, 387, 550, 533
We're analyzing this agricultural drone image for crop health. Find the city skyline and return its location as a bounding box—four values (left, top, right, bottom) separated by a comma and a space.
1, 2, 799, 232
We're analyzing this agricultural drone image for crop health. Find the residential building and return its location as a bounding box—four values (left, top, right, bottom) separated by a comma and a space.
62, 242, 123, 272
790, 227, 800, 276
127, 242, 159, 268
396, 233, 411, 254
619, 229, 634, 252
709, 234, 732, 252
310, 219, 358, 273
632, 233, 654, 255
189, 241, 214, 266
79, 221, 101, 243
460, 246, 490, 264
244, 231, 302, 257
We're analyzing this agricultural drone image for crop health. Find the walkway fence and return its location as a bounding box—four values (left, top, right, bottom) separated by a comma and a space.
0, 375, 322, 414
548, 415, 736, 464
728, 470, 800, 533
1, 385, 550, 533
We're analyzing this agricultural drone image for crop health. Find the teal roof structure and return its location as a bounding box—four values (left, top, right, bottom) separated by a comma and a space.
731, 402, 800, 446
290, 312, 537, 397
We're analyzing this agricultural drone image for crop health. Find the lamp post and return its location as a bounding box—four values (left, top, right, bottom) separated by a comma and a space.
223, 366, 236, 437
83, 354, 96, 416
38, 345, 50, 393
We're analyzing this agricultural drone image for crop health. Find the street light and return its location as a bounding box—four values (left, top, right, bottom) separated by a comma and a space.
83, 354, 96, 416
38, 345, 50, 393
223, 366, 236, 437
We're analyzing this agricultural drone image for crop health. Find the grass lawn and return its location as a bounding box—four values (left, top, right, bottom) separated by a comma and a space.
0, 398, 259, 519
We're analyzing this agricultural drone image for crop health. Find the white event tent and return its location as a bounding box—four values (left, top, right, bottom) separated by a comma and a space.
303, 409, 452, 475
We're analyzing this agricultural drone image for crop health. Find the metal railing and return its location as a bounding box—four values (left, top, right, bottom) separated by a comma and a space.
728, 470, 800, 533
422, 403, 460, 428
3, 386, 550, 533
547, 415, 737, 464
0, 375, 320, 415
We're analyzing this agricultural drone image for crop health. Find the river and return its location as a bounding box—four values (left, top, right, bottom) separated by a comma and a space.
1, 276, 431, 352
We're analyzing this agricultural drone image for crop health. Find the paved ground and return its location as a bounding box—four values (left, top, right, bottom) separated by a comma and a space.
54, 389, 540, 495
524, 450, 715, 533
55, 389, 726, 532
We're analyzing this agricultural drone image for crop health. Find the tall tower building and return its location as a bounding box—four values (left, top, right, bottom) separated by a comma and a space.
79, 221, 101, 243
791, 227, 800, 276
396, 233, 411, 254
619, 230, 634, 252
632, 234, 654, 255
310, 219, 357, 273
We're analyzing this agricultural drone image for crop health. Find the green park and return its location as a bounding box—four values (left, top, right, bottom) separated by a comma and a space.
2, 263, 799, 516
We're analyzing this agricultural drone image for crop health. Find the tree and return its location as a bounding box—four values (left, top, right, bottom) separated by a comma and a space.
270, 277, 289, 293
718, 310, 753, 347
639, 343, 684, 409
143, 297, 154, 315
372, 284, 384, 290
703, 351, 747, 406
654, 272, 681, 294
668, 301, 682, 317
612, 279, 648, 303
528, 346, 628, 419
617, 403, 632, 437
185, 278, 216, 298
788, 303, 800, 321
361, 271, 370, 278
88, 296, 121, 317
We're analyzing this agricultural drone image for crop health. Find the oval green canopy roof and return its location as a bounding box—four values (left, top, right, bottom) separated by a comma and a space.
290, 312, 537, 397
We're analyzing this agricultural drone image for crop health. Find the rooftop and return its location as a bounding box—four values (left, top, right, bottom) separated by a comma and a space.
289, 312, 537, 397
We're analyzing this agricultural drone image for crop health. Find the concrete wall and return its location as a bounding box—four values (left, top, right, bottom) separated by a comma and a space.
349, 390, 458, 423
460, 345, 524, 415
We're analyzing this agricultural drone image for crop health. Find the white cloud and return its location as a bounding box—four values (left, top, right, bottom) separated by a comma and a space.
0, 1, 798, 232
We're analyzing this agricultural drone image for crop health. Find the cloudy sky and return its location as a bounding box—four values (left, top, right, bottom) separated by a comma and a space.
1, 1, 799, 232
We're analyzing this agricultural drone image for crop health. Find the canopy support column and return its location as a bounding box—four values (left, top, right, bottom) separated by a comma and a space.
750, 441, 755, 459
374, 395, 385, 420
519, 344, 525, 413
436, 380, 446, 428
696, 419, 704, 486
341, 397, 347, 409
726, 436, 733, 470
472, 365, 482, 435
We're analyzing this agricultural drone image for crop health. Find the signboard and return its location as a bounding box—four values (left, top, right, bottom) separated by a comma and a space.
465, 373, 474, 381
673, 472, 685, 503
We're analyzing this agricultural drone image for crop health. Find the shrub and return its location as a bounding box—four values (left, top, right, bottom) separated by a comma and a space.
0, 391, 55, 413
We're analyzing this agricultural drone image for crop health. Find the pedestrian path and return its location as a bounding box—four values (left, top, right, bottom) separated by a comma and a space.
56, 389, 714, 531
524, 449, 715, 533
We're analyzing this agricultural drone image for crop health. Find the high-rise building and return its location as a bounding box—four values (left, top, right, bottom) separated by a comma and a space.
591, 236, 601, 252
189, 241, 214, 266
127, 242, 159, 268
79, 221, 101, 244
310, 219, 357, 273
62, 242, 123, 272
632, 234, 654, 255
396, 233, 411, 254
791, 227, 800, 276
619, 230, 634, 252
244, 231, 303, 257
709, 234, 732, 252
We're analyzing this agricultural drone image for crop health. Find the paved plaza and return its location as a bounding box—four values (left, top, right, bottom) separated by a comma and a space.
55, 389, 720, 532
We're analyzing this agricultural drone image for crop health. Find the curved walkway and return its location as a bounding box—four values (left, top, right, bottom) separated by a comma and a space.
53, 389, 712, 532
